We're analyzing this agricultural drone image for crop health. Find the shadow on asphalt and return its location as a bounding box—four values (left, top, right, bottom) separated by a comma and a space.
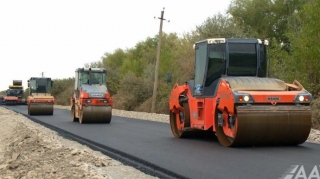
172, 130, 313, 150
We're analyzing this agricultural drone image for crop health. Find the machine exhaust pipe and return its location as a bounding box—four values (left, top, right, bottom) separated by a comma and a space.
89, 68, 92, 85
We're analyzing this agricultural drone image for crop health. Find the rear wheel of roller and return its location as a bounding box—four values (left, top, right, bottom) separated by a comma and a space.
215, 107, 237, 147
79, 110, 84, 124
170, 102, 191, 138
71, 105, 79, 122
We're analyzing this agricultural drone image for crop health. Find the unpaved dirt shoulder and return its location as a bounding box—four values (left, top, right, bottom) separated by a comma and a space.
54, 105, 320, 144
0, 107, 158, 179
307, 129, 320, 144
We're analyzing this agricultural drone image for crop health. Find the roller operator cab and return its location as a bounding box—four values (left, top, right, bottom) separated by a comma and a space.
169, 38, 312, 147
70, 68, 113, 124
27, 77, 54, 115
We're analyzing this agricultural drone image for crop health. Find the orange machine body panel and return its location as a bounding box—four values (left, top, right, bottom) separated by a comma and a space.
27, 96, 54, 105
3, 96, 18, 101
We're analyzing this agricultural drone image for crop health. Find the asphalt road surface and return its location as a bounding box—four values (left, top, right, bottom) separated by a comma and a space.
4, 105, 320, 179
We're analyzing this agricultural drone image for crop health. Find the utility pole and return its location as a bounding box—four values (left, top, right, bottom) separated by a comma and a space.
151, 7, 169, 113
41, 72, 44, 77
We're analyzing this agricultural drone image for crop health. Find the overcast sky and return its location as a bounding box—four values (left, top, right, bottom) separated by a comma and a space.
0, 0, 231, 91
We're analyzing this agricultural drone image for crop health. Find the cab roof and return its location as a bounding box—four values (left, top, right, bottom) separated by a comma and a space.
194, 38, 269, 46
9, 85, 23, 89
76, 68, 106, 72
29, 77, 52, 80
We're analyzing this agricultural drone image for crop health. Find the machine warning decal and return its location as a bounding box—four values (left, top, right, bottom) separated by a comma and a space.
193, 111, 198, 119
196, 84, 202, 93
220, 93, 230, 98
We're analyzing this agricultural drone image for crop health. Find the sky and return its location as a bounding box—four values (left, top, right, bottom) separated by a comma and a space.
0, 0, 231, 91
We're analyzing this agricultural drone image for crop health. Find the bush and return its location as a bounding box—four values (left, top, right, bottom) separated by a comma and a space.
54, 85, 74, 105
134, 97, 152, 112
51, 78, 75, 105
113, 72, 152, 111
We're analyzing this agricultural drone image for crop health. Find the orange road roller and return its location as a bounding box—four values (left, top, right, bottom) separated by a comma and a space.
3, 80, 26, 105
70, 68, 113, 124
27, 77, 54, 115
169, 38, 312, 147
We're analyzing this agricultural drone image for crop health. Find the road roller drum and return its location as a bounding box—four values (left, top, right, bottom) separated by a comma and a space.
28, 104, 53, 115
215, 106, 311, 147
79, 106, 112, 123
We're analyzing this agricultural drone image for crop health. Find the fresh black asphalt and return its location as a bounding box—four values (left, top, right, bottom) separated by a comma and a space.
4, 105, 320, 179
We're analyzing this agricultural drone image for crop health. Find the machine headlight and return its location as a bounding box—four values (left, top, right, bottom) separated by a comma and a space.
298, 96, 304, 102
294, 92, 312, 103
234, 93, 254, 103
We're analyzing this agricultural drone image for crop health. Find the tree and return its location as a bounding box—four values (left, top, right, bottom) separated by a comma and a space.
228, 0, 308, 45
0, 90, 6, 95
101, 49, 127, 95
194, 12, 246, 40
84, 61, 103, 68
285, 0, 320, 95
24, 88, 30, 98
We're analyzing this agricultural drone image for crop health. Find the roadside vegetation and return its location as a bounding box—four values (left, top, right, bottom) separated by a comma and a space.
0, 90, 5, 96
27, 0, 319, 128
50, 78, 75, 105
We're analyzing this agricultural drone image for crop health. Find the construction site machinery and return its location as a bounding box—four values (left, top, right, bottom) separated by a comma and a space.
70, 68, 113, 123
27, 77, 54, 115
169, 38, 312, 147
3, 80, 26, 105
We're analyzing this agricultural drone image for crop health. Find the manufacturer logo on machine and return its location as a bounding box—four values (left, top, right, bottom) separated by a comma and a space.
280, 165, 320, 179
91, 94, 103, 97
196, 84, 202, 93
267, 97, 281, 101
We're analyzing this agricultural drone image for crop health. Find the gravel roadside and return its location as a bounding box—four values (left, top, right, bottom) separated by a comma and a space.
0, 106, 158, 179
